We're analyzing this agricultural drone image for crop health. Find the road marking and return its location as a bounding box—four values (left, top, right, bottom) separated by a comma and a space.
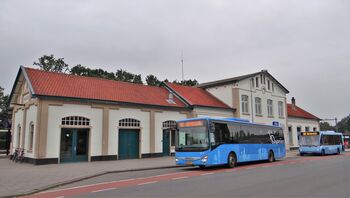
55, 196, 64, 198
201, 172, 214, 176
172, 176, 189, 180
137, 181, 158, 186
92, 188, 117, 193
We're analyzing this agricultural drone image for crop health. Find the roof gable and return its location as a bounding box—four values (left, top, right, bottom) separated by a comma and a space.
164, 82, 232, 110
198, 70, 289, 94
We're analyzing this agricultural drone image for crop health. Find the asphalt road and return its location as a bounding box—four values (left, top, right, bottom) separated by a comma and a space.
26, 153, 350, 198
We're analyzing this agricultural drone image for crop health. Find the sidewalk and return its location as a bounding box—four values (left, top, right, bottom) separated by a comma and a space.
0, 156, 176, 197
0, 151, 300, 198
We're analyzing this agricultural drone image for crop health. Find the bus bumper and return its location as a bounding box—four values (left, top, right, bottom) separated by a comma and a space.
299, 147, 321, 154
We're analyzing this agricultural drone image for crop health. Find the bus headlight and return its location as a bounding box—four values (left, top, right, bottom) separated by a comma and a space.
175, 158, 179, 162
201, 156, 208, 163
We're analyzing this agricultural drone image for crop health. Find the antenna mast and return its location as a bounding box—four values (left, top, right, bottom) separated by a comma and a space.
181, 49, 184, 81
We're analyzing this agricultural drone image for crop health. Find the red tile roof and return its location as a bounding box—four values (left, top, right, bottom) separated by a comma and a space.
24, 67, 187, 108
165, 82, 231, 109
287, 104, 320, 120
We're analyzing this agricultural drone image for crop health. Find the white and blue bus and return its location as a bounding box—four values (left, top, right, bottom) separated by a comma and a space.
175, 117, 285, 168
299, 131, 344, 156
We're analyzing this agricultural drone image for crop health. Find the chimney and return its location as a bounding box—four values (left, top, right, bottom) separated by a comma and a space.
291, 97, 296, 109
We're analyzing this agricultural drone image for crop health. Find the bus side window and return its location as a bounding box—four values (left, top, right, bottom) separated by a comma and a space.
228, 124, 240, 143
213, 123, 230, 145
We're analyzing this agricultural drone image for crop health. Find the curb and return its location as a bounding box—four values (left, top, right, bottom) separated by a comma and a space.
2, 152, 325, 198
6, 165, 179, 198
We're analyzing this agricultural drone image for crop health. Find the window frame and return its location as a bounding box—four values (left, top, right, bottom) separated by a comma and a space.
267, 99, 274, 117
255, 97, 262, 116
241, 95, 249, 114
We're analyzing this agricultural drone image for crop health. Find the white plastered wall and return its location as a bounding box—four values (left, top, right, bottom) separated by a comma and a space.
23, 105, 37, 158
206, 84, 234, 108
155, 111, 187, 153
108, 108, 150, 156
288, 117, 320, 147
12, 109, 23, 153
46, 104, 103, 158
194, 107, 234, 118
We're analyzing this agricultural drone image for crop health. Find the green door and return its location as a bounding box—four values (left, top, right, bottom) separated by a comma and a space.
60, 128, 89, 163
163, 130, 170, 156
118, 129, 139, 160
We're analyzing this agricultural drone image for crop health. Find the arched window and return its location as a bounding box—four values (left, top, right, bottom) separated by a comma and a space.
17, 124, 21, 148
61, 116, 90, 126
241, 95, 249, 114
119, 118, 140, 128
28, 122, 34, 151
255, 97, 262, 115
162, 120, 176, 129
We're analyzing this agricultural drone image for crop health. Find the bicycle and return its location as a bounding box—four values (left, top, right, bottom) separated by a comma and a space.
18, 148, 25, 163
11, 148, 19, 162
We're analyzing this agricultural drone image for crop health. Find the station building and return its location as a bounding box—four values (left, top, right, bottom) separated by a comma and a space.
286, 97, 321, 149
9, 67, 293, 164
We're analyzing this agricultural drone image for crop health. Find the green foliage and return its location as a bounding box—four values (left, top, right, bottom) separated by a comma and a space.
33, 54, 69, 73
336, 116, 350, 133
0, 86, 10, 129
146, 75, 161, 86
71, 65, 143, 84
172, 79, 199, 86
115, 69, 143, 84
320, 122, 335, 131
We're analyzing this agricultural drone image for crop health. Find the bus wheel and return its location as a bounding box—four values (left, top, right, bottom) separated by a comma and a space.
227, 152, 237, 168
300, 152, 304, 156
199, 165, 206, 169
268, 151, 275, 162
321, 149, 325, 156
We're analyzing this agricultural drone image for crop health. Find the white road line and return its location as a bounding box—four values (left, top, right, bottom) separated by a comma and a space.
55, 196, 64, 198
201, 172, 214, 176
92, 188, 117, 193
172, 176, 189, 180
137, 181, 158, 186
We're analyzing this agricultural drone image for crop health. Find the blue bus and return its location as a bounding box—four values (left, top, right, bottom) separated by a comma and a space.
299, 131, 344, 156
175, 117, 285, 168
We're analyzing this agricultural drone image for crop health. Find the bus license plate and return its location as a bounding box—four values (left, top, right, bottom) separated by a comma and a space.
186, 161, 193, 165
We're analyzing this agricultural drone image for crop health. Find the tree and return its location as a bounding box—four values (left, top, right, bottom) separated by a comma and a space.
146, 75, 161, 86
115, 69, 143, 84
320, 122, 335, 131
336, 116, 350, 133
172, 79, 199, 86
0, 86, 10, 129
34, 54, 69, 73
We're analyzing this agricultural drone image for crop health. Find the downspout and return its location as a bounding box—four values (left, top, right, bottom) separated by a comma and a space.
250, 78, 254, 123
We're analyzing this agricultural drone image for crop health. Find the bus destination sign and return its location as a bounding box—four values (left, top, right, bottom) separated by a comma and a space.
178, 121, 204, 128
301, 132, 319, 136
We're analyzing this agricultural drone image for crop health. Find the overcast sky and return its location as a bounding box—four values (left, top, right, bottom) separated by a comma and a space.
0, 0, 349, 122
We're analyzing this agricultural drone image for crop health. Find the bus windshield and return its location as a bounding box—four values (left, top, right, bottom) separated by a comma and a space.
175, 121, 209, 151
299, 135, 320, 146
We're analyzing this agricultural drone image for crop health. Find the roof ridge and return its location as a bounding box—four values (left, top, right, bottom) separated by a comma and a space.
24, 66, 159, 89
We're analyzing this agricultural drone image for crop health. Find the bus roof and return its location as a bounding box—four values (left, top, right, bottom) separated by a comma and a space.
177, 117, 282, 129
318, 131, 343, 136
